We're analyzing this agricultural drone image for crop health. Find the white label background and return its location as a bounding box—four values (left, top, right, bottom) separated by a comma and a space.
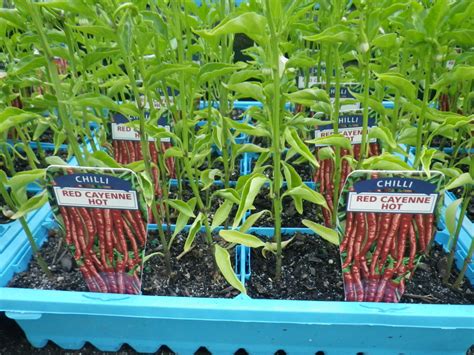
53, 187, 138, 210
347, 192, 438, 214
111, 123, 171, 142
314, 126, 376, 145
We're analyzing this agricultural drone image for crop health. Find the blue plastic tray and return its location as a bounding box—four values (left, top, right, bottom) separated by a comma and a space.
1, 281, 473, 354
0, 200, 54, 287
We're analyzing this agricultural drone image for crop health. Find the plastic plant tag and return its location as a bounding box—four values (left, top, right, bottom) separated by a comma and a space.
314, 109, 377, 145
46, 166, 149, 294
337, 170, 444, 303
110, 110, 176, 178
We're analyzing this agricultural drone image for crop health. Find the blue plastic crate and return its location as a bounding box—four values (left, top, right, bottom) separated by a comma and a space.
0, 200, 54, 287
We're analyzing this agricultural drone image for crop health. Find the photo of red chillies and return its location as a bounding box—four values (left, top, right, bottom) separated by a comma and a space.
58, 205, 147, 295
314, 142, 380, 227
340, 209, 437, 303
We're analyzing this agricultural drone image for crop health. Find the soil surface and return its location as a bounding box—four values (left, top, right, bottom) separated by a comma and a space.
247, 233, 344, 300
252, 187, 323, 228
142, 232, 239, 298
9, 229, 238, 298
0, 149, 69, 177
248, 233, 474, 304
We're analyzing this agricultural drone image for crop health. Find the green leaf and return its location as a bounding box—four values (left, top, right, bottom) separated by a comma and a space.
285, 88, 330, 106
11, 191, 48, 219
9, 169, 45, 191
306, 134, 352, 150
285, 127, 319, 168
226, 119, 270, 137
195, 12, 267, 46
302, 219, 339, 245
225, 82, 265, 102
214, 244, 246, 294
236, 144, 270, 155
45, 155, 68, 166
173, 197, 197, 238
163, 147, 184, 159
375, 73, 416, 101
88, 151, 121, 168
233, 174, 268, 228
0, 8, 26, 29
424, 0, 448, 36
211, 200, 234, 231
362, 153, 414, 170
200, 169, 222, 190
420, 148, 437, 178
372, 33, 398, 49
198, 62, 246, 84
239, 210, 270, 233
0, 108, 42, 132
219, 230, 265, 248
70, 93, 119, 110
283, 184, 328, 209
431, 65, 474, 90
304, 24, 356, 44
166, 199, 196, 218
445, 198, 462, 242
184, 213, 203, 253
369, 126, 397, 149
444, 173, 473, 191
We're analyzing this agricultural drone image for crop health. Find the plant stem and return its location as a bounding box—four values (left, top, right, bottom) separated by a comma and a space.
265, 0, 283, 280
413, 47, 432, 169
27, 2, 85, 166
453, 234, 474, 289
0, 184, 51, 277
116, 15, 171, 275
331, 47, 342, 227
443, 187, 471, 284
357, 49, 371, 168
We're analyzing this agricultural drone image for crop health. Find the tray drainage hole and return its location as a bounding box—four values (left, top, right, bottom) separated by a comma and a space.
356, 352, 365, 355
235, 349, 248, 355
275, 350, 286, 355
195, 346, 211, 355
315, 352, 325, 355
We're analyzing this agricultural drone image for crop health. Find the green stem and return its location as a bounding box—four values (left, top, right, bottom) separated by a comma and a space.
443, 187, 471, 284
357, 49, 371, 168
331, 47, 342, 227
27, 2, 85, 166
117, 17, 171, 275
0, 184, 51, 277
414, 47, 432, 169
16, 127, 38, 169
265, 0, 283, 280
453, 225, 474, 288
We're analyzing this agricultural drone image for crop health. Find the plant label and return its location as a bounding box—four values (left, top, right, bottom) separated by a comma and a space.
314, 110, 377, 145
111, 114, 170, 142
337, 170, 444, 303
46, 166, 149, 295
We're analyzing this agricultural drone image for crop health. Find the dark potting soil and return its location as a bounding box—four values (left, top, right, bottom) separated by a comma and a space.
231, 108, 245, 120
251, 156, 315, 182
252, 187, 323, 228
167, 184, 238, 225
0, 149, 69, 177
400, 244, 474, 305
142, 232, 239, 298
8, 229, 88, 292
248, 233, 474, 304
247, 233, 344, 300
9, 227, 237, 298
